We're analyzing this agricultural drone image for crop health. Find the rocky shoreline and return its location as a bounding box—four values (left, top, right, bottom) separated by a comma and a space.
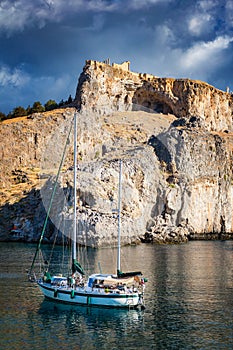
5, 229, 233, 245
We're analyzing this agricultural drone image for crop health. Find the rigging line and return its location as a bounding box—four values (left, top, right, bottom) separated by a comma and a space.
61, 221, 65, 274
65, 240, 71, 276
38, 249, 44, 273
47, 225, 59, 269
77, 194, 90, 273
28, 116, 74, 277
47, 207, 67, 271
83, 206, 90, 273
61, 175, 72, 275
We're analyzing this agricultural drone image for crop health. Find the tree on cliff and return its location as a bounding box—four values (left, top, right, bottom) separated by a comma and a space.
58, 95, 73, 107
26, 105, 31, 115
44, 99, 58, 111
12, 106, 27, 118
67, 94, 73, 104
0, 112, 6, 121
0, 93, 71, 121
30, 101, 45, 114
58, 99, 65, 107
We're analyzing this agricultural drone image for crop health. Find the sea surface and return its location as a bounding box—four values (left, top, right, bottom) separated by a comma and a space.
0, 241, 232, 350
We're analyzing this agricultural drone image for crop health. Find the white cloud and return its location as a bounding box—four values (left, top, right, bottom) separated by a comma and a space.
0, 1, 49, 33
0, 0, 174, 33
181, 36, 233, 70
188, 13, 212, 36
226, 0, 233, 26
155, 24, 175, 44
0, 65, 30, 87
127, 0, 170, 9
198, 0, 219, 12
141, 34, 233, 82
0, 0, 119, 33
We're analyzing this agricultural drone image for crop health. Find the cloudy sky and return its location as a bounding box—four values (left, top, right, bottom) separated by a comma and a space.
0, 0, 232, 114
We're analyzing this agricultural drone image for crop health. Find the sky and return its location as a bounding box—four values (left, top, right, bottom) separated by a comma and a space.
0, 0, 233, 114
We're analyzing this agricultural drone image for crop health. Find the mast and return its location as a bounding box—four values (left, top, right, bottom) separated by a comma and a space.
72, 112, 77, 263
117, 159, 122, 275
71, 112, 85, 276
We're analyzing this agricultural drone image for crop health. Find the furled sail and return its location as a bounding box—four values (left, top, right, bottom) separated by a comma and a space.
117, 270, 142, 278
72, 258, 85, 275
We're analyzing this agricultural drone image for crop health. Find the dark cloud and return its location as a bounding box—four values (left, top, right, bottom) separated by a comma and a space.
0, 0, 232, 113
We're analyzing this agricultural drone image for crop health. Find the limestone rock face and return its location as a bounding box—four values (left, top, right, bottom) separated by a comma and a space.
0, 109, 75, 243
75, 60, 233, 132
0, 60, 233, 246
73, 60, 233, 244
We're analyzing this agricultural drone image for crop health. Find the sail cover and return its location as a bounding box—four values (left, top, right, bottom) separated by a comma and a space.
72, 259, 85, 275
117, 270, 142, 278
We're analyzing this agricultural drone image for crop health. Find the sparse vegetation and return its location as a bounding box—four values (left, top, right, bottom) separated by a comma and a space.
0, 112, 6, 121
12, 106, 27, 118
0, 95, 74, 122
30, 101, 45, 114
44, 99, 58, 111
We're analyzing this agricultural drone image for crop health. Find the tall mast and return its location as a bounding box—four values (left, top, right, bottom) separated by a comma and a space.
117, 159, 122, 275
73, 112, 77, 262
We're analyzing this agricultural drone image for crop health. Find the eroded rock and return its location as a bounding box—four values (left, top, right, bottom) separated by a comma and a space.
0, 60, 233, 246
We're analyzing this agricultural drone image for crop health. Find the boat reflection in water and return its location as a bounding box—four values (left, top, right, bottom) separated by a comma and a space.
37, 300, 144, 348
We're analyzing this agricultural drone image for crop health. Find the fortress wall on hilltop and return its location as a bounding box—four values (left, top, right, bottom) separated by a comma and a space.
75, 60, 233, 132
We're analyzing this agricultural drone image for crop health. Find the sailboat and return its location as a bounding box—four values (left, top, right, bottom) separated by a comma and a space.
29, 112, 147, 309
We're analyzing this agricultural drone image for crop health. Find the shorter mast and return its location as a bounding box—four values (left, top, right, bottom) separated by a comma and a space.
117, 159, 122, 275
116, 161, 142, 279
72, 112, 77, 264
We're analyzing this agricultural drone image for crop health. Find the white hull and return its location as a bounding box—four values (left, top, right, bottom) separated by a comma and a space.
38, 281, 143, 308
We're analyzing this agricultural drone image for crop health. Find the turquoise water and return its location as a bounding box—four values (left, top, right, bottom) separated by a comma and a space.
0, 241, 232, 349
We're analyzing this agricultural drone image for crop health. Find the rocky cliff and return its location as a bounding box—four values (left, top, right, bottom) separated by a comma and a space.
0, 60, 233, 246
75, 60, 233, 132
